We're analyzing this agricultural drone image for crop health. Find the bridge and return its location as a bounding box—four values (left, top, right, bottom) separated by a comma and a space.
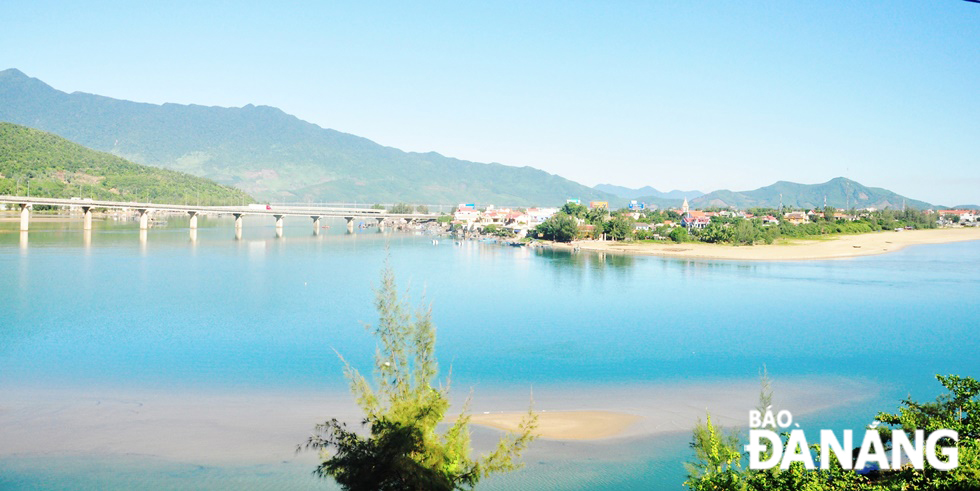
0, 195, 440, 237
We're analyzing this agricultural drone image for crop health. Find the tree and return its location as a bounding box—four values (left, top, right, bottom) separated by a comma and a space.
561, 202, 587, 217
389, 203, 414, 214
416, 205, 429, 214
669, 227, 689, 243
302, 264, 537, 490
606, 216, 634, 241
537, 212, 579, 242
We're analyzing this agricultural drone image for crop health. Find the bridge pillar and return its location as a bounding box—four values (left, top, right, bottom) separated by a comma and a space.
312, 216, 321, 236
345, 216, 354, 234
188, 211, 199, 230
137, 209, 151, 230
274, 214, 284, 238
82, 206, 93, 230
233, 213, 243, 239
376, 217, 386, 232
19, 203, 30, 232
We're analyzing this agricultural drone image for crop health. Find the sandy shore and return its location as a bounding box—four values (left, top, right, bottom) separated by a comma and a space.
470, 410, 641, 440
558, 227, 980, 261
0, 377, 872, 465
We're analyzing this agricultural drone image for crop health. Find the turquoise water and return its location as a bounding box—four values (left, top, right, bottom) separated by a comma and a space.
1, 215, 978, 490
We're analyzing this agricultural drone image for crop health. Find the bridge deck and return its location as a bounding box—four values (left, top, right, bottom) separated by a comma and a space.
0, 196, 438, 220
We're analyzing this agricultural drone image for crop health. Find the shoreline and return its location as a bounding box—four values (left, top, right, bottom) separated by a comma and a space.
550, 227, 980, 261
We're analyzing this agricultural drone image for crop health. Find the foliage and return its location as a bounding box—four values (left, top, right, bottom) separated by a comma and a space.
605, 216, 634, 241
0, 122, 253, 205
302, 264, 537, 491
0, 68, 619, 206
482, 224, 513, 238
388, 203, 415, 214
561, 202, 588, 217
669, 227, 690, 243
683, 374, 980, 491
535, 212, 579, 242
416, 205, 429, 214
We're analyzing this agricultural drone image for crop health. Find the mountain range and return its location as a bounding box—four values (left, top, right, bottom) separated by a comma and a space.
0, 68, 957, 210
0, 122, 250, 205
593, 184, 703, 201
0, 68, 616, 206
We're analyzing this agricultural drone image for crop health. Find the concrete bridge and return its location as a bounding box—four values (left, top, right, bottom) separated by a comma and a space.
0, 195, 440, 238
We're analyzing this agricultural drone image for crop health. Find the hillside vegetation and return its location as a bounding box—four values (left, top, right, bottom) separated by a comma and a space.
0, 68, 616, 206
0, 122, 253, 205
691, 177, 932, 210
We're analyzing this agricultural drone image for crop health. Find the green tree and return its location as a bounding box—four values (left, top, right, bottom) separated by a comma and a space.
669, 227, 689, 243
302, 264, 537, 490
416, 204, 429, 214
606, 216, 634, 241
561, 202, 588, 217
536, 212, 579, 242
389, 203, 415, 214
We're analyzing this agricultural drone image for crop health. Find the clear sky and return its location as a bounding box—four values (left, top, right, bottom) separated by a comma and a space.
2, 1, 978, 205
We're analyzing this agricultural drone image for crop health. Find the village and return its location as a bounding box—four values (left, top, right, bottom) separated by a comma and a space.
447, 198, 978, 244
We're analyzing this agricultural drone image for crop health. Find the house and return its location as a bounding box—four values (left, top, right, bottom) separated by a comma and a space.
527, 207, 558, 225
453, 205, 480, 225
939, 210, 976, 222
634, 222, 653, 231
783, 211, 808, 225
762, 215, 779, 225
682, 215, 711, 229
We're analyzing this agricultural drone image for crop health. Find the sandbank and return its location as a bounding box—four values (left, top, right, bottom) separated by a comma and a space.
0, 377, 875, 465
557, 227, 980, 261
469, 410, 640, 440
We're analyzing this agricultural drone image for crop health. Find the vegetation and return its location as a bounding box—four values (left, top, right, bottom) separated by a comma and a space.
302, 263, 537, 491
388, 203, 415, 214
689, 177, 934, 210
0, 68, 618, 206
684, 374, 980, 491
535, 212, 579, 242
0, 122, 252, 205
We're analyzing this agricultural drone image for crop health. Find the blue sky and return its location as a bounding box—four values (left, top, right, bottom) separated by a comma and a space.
2, 1, 978, 204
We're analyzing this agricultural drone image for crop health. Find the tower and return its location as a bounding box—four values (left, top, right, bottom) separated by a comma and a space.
682, 197, 689, 217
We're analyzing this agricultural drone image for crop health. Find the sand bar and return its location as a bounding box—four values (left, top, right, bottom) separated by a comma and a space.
558, 227, 980, 261
470, 410, 640, 440
0, 377, 874, 463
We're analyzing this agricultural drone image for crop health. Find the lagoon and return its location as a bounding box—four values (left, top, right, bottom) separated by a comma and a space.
1, 215, 978, 490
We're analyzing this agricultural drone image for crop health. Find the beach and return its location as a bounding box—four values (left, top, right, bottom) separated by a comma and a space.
558, 227, 980, 261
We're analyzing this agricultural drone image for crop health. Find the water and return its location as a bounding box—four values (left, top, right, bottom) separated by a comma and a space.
1, 214, 978, 490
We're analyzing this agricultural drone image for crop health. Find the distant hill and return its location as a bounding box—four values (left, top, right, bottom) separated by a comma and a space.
691, 177, 933, 210
0, 68, 616, 207
594, 183, 703, 200
0, 122, 252, 205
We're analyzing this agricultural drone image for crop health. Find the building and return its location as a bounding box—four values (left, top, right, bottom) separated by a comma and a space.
783, 211, 808, 225
682, 215, 710, 229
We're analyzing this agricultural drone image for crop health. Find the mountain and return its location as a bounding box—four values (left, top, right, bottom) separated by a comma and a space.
0, 122, 251, 205
594, 183, 703, 200
0, 68, 616, 207
691, 177, 933, 210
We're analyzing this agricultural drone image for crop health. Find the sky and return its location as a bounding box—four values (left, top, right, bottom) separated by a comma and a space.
2, 1, 978, 205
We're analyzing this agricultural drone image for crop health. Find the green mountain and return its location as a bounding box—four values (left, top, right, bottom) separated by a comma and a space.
0, 68, 616, 207
691, 177, 933, 210
594, 183, 702, 201
0, 122, 252, 205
